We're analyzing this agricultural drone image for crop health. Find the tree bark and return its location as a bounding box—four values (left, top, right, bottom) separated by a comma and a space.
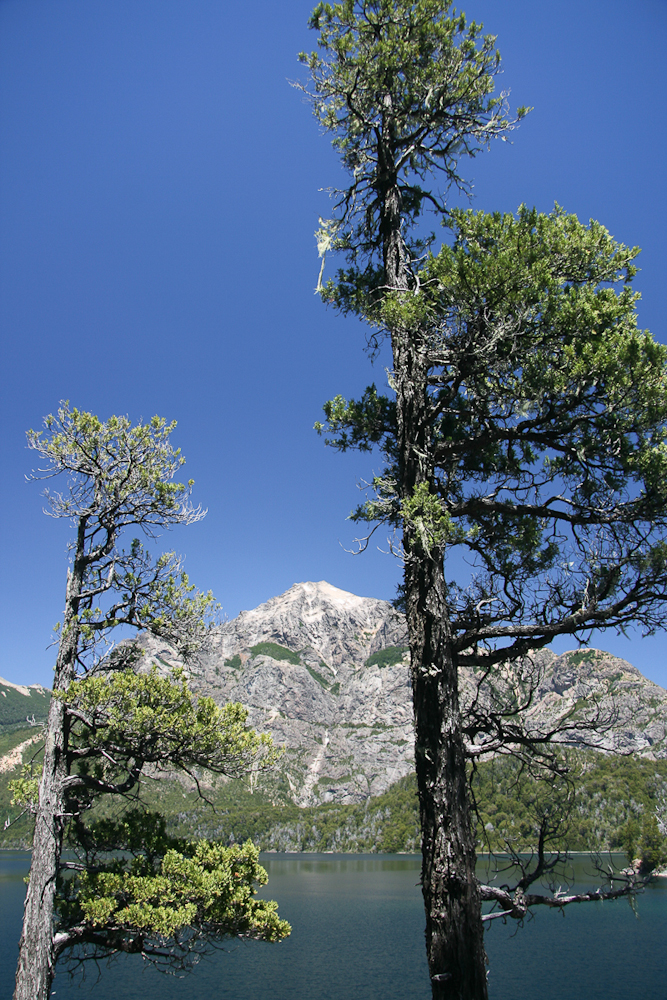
396, 357, 488, 998
14, 693, 69, 1000
387, 175, 487, 994
14, 523, 85, 1000
406, 552, 488, 1000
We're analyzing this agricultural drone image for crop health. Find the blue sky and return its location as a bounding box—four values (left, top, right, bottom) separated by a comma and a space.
1, 0, 666, 688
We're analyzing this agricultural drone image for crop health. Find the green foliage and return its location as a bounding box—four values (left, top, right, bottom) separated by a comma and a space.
156, 772, 421, 854
131, 752, 666, 858
315, 387, 396, 452
8, 764, 40, 811
300, 0, 526, 279
569, 650, 599, 667
64, 666, 279, 779
316, 205, 667, 655
250, 642, 301, 665
472, 752, 667, 856
158, 751, 663, 857
365, 646, 409, 668
617, 812, 667, 873
0, 727, 39, 760
225, 654, 242, 669
16, 404, 289, 996
637, 814, 667, 873
618, 816, 641, 862
0, 728, 43, 847
58, 830, 289, 947
72, 539, 219, 662
41, 666, 286, 966
305, 665, 333, 689
27, 404, 199, 529
28, 403, 218, 668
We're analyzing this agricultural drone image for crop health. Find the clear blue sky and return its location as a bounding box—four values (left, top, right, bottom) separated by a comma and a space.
1, 0, 666, 688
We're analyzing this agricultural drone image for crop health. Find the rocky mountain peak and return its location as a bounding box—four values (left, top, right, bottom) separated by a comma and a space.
137, 582, 667, 807
215, 580, 406, 677
252, 580, 377, 614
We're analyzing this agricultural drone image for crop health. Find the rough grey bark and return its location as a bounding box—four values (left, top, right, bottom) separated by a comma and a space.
407, 556, 487, 1000
14, 697, 68, 1000
386, 183, 487, 995
398, 394, 488, 997
14, 524, 86, 1000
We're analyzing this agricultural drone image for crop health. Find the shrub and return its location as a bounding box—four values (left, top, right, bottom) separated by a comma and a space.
249, 642, 300, 665
365, 647, 408, 669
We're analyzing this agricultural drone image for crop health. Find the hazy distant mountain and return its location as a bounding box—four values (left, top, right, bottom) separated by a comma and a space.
137, 581, 667, 806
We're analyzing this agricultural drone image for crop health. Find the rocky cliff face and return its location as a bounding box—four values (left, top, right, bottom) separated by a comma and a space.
139, 581, 667, 806
528, 647, 667, 756
144, 581, 413, 805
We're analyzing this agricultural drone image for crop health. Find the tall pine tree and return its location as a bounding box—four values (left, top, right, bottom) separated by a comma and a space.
301, 4, 667, 997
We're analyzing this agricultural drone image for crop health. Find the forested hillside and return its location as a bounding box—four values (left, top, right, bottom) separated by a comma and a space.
149, 752, 667, 855
3, 727, 665, 855
0, 677, 49, 731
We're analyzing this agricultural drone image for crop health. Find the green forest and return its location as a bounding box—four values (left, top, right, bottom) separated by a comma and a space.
3, 721, 666, 859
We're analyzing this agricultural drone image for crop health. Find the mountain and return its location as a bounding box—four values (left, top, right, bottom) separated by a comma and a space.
137, 581, 667, 807
3, 583, 667, 851
0, 676, 50, 732
140, 581, 413, 805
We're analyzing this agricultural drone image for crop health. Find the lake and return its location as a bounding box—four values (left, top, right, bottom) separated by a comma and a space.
2, 852, 666, 999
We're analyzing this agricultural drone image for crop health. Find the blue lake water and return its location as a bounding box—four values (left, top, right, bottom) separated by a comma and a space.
2, 852, 666, 1000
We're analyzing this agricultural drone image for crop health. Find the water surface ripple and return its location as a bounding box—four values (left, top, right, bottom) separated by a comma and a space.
1, 852, 665, 999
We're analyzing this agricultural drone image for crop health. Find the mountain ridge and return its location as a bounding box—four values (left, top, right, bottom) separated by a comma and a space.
0, 677, 51, 732
5, 582, 666, 806
136, 581, 667, 806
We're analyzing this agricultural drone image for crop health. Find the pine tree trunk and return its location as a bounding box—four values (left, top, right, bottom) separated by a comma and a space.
14, 694, 69, 1000
406, 552, 488, 1000
393, 322, 487, 1000
378, 126, 488, 992
14, 528, 85, 1000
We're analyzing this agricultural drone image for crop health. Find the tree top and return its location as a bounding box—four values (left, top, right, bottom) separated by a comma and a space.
299, 0, 529, 264
27, 402, 204, 533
